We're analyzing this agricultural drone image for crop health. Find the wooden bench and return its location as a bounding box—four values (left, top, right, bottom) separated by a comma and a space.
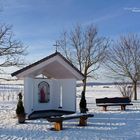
96, 97, 133, 111
46, 113, 94, 131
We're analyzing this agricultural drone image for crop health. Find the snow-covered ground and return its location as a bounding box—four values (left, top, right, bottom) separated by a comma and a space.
0, 85, 140, 140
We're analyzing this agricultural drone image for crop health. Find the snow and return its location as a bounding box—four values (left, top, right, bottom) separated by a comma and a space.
0, 85, 140, 140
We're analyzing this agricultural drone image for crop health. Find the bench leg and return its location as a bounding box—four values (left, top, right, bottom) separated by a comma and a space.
79, 116, 87, 126
103, 106, 107, 111
54, 121, 63, 131
121, 105, 126, 111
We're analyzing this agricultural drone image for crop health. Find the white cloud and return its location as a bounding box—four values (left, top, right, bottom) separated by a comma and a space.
124, 7, 140, 13
83, 11, 123, 27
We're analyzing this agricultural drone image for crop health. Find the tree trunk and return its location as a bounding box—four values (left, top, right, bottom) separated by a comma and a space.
82, 77, 87, 95
133, 81, 137, 100
82, 67, 88, 94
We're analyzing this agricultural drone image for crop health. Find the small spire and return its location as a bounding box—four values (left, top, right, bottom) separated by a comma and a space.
53, 41, 59, 53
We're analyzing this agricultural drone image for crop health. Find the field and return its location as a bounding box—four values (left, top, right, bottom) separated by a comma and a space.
0, 85, 140, 140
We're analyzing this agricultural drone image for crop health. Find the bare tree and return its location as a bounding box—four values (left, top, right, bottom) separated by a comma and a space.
106, 34, 140, 100
114, 82, 133, 100
0, 25, 27, 73
57, 24, 109, 93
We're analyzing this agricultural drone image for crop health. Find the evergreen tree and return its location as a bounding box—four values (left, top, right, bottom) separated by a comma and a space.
79, 91, 88, 113
16, 93, 25, 115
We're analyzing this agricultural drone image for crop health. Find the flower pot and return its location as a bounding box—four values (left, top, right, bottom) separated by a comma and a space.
17, 114, 26, 123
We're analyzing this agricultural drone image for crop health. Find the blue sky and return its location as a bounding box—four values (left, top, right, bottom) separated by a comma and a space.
0, 0, 140, 80
0, 0, 140, 61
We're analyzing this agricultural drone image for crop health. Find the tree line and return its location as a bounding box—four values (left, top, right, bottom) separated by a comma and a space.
56, 24, 140, 100
0, 23, 140, 100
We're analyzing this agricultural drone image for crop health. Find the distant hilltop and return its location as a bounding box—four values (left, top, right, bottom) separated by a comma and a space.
77, 82, 115, 87
76, 82, 135, 87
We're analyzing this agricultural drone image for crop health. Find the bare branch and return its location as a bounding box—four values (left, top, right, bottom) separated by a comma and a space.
106, 34, 140, 100
57, 24, 109, 92
0, 25, 27, 68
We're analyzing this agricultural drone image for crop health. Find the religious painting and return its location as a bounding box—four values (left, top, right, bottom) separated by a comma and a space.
38, 81, 50, 103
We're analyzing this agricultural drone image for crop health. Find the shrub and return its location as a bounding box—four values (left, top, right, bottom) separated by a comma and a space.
16, 93, 25, 115
79, 91, 88, 113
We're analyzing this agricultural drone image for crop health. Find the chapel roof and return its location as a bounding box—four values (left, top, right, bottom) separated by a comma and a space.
11, 52, 84, 80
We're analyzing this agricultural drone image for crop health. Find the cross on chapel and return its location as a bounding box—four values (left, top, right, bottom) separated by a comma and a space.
53, 41, 59, 52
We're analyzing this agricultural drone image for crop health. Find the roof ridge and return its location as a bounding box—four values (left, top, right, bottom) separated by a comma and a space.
11, 52, 84, 79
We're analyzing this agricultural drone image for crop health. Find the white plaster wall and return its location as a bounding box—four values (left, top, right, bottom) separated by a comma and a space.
51, 79, 60, 109
61, 79, 76, 112
53, 79, 76, 112
24, 77, 34, 115
24, 78, 76, 115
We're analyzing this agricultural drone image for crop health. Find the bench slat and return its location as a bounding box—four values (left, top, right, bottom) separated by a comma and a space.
97, 103, 133, 106
47, 113, 94, 131
96, 97, 131, 104
47, 114, 94, 122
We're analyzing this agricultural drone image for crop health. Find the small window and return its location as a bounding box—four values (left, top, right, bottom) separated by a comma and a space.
38, 81, 50, 103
